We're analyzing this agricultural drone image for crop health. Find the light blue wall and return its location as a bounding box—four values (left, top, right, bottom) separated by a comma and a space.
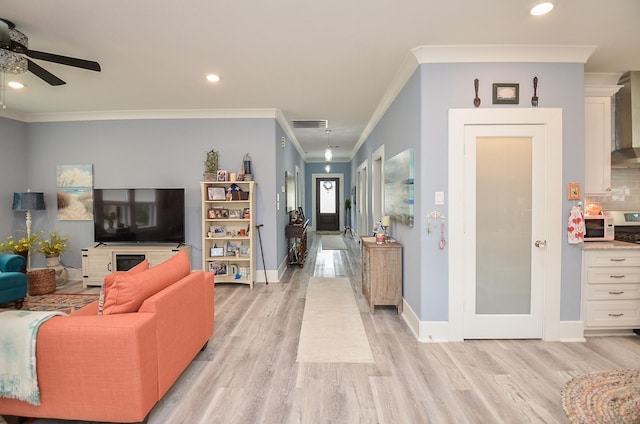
0, 117, 29, 239
275, 123, 306, 269
0, 117, 286, 274
356, 61, 585, 322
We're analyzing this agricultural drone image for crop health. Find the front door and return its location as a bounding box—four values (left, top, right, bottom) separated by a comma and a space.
463, 124, 548, 339
316, 178, 340, 231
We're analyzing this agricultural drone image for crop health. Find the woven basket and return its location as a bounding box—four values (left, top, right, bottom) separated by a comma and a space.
28, 268, 57, 295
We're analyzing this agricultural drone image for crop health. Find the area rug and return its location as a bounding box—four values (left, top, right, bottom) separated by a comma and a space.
297, 277, 374, 363
321, 235, 348, 250
0, 293, 99, 313
561, 369, 640, 424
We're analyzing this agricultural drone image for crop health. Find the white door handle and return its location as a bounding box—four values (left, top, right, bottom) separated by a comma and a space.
535, 240, 547, 248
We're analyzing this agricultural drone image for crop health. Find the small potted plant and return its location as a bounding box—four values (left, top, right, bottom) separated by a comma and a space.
204, 149, 219, 181
36, 231, 69, 286
0, 232, 39, 273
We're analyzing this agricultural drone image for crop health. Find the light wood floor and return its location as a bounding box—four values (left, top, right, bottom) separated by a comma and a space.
13, 232, 640, 423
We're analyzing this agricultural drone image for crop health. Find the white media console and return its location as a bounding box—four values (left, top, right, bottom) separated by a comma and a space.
81, 244, 192, 287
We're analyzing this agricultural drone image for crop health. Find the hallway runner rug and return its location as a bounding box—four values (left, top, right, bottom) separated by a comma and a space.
561, 368, 640, 424
321, 235, 348, 250
297, 277, 374, 363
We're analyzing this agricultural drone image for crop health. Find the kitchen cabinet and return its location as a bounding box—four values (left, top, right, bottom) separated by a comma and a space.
582, 248, 640, 334
584, 81, 622, 195
361, 236, 402, 314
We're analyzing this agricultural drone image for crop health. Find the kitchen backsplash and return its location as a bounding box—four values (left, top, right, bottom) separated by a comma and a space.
586, 168, 640, 211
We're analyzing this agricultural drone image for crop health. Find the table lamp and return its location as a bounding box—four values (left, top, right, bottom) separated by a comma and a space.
12, 190, 46, 239
381, 215, 391, 241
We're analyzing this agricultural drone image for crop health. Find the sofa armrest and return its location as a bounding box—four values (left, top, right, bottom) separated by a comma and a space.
139, 270, 214, 398
0, 312, 160, 423
0, 254, 25, 272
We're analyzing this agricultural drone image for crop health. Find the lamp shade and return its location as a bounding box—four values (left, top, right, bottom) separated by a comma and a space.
12, 192, 46, 211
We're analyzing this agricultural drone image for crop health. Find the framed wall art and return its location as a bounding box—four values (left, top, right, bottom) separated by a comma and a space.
492, 83, 519, 104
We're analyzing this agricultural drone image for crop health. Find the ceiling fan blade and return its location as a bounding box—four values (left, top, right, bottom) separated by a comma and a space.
0, 19, 10, 48
27, 59, 66, 86
26, 49, 101, 72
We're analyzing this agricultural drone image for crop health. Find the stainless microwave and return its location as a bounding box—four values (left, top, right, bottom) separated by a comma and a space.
584, 215, 614, 241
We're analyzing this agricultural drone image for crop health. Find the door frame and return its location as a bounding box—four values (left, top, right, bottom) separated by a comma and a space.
311, 173, 344, 232
448, 108, 563, 342
356, 160, 369, 238
372, 145, 385, 225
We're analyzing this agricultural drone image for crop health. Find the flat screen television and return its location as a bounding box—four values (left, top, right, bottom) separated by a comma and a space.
93, 188, 185, 244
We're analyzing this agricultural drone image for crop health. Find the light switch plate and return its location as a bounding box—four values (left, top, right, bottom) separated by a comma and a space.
435, 191, 445, 205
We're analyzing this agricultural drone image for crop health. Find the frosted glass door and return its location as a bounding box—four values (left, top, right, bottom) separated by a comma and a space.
476, 137, 532, 314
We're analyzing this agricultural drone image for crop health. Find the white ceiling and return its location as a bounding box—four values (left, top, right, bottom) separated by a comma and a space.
1, 0, 639, 161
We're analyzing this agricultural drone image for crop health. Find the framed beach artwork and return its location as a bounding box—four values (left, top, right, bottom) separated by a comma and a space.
56, 164, 94, 221
384, 148, 414, 227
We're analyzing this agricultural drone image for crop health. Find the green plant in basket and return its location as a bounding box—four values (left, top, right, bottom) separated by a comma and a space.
0, 232, 39, 253
36, 231, 69, 256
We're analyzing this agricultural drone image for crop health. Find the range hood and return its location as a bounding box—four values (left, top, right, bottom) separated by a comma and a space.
612, 71, 640, 167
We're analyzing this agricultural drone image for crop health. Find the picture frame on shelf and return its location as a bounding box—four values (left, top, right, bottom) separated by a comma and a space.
207, 209, 216, 219
229, 209, 241, 219
219, 208, 229, 219
492, 83, 519, 104
209, 261, 228, 276
216, 170, 228, 182
226, 240, 241, 256
210, 246, 224, 257
242, 207, 250, 219
208, 187, 226, 201
211, 208, 226, 219
211, 225, 226, 237
239, 245, 250, 257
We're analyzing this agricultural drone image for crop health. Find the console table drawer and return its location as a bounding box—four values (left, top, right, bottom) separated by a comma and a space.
584, 300, 640, 328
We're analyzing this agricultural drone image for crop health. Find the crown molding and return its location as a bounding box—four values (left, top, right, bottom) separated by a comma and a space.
16, 108, 282, 123
411, 45, 597, 64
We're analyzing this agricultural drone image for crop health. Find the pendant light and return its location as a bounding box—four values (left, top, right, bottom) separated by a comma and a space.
324, 130, 332, 161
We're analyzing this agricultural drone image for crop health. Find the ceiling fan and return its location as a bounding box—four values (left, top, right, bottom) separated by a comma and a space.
0, 18, 100, 86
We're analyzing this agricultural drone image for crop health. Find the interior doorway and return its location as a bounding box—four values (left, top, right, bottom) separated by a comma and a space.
356, 161, 368, 237
448, 108, 563, 342
311, 173, 344, 232
315, 177, 340, 231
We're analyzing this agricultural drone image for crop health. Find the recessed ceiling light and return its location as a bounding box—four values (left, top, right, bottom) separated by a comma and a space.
206, 74, 220, 83
7, 81, 24, 89
530, 1, 554, 15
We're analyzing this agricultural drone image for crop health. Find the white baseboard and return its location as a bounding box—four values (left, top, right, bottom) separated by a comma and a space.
401, 299, 584, 343
401, 299, 451, 343
558, 320, 586, 342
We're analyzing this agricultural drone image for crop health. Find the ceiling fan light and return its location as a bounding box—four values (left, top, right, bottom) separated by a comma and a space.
7, 81, 24, 89
206, 74, 220, 83
0, 27, 28, 74
530, 2, 554, 15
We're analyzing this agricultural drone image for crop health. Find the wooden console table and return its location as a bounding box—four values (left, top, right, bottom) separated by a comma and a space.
361, 236, 403, 314
286, 219, 309, 267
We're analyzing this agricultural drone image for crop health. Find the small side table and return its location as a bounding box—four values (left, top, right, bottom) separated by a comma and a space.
27, 268, 57, 295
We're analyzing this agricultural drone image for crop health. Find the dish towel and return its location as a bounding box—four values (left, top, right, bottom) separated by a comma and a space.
567, 205, 585, 244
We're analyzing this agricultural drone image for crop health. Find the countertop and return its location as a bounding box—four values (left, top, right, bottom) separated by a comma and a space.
582, 240, 640, 250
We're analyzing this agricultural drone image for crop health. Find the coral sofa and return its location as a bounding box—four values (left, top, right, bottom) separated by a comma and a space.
0, 250, 214, 423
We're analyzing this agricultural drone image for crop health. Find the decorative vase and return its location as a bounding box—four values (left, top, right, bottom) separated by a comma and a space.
46, 254, 68, 286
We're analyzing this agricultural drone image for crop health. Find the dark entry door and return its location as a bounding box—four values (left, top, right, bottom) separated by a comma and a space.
316, 178, 340, 231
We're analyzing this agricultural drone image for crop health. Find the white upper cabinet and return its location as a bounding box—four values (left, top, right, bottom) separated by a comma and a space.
584, 74, 623, 195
